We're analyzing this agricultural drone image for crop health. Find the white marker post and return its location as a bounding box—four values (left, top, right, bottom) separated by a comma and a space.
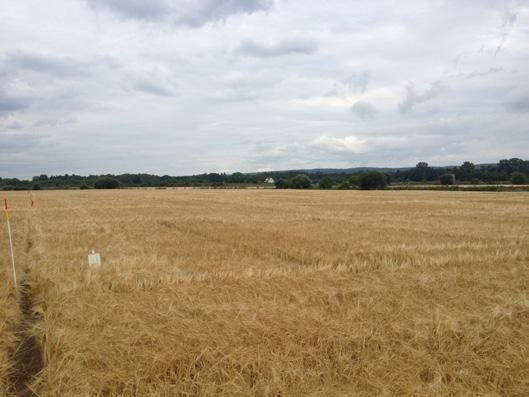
4, 199, 17, 290
88, 250, 101, 267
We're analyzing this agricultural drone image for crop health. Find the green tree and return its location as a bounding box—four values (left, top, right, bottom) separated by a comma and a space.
31, 174, 48, 181
337, 181, 351, 190
511, 171, 528, 185
290, 174, 312, 189
410, 162, 435, 181
230, 172, 245, 183
349, 175, 362, 187
274, 178, 290, 189
460, 161, 475, 175
359, 172, 388, 190
318, 176, 335, 189
440, 173, 455, 185
94, 177, 120, 189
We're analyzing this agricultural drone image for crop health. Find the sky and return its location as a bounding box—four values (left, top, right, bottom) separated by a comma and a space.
1, 0, 529, 178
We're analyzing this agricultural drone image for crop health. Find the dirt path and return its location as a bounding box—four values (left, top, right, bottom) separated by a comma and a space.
8, 214, 43, 397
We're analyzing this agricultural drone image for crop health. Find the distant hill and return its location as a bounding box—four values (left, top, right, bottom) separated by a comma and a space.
252, 163, 502, 175
251, 165, 460, 175
249, 167, 409, 175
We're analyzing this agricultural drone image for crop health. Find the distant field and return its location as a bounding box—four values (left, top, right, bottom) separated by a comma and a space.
1, 190, 529, 396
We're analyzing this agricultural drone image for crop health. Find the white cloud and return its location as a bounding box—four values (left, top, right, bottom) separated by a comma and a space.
313, 135, 367, 153
238, 38, 318, 58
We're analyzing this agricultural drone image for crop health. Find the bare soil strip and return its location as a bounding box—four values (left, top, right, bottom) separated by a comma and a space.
8, 281, 43, 397
8, 214, 43, 397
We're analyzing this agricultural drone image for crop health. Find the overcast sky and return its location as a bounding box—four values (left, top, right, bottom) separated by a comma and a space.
1, 0, 529, 178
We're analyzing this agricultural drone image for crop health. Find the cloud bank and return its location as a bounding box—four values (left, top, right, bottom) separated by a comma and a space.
85, 0, 272, 26
1, 0, 528, 178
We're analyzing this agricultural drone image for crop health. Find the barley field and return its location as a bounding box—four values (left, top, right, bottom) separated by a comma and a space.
1, 189, 529, 396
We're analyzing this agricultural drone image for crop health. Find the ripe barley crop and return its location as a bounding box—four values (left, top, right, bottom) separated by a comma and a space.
1, 189, 529, 396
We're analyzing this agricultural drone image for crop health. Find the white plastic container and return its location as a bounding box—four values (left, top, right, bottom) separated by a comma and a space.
88, 250, 101, 267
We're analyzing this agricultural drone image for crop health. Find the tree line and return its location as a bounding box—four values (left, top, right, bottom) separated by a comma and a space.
0, 158, 528, 190
277, 158, 529, 189
275, 172, 389, 190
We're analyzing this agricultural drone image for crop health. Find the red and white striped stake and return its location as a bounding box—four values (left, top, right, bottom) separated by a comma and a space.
4, 199, 17, 289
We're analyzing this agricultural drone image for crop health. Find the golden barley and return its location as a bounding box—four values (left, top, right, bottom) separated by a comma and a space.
1, 189, 529, 396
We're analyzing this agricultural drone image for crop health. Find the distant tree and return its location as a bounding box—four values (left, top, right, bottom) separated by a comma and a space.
32, 184, 41, 190
337, 181, 351, 190
511, 171, 528, 185
290, 174, 312, 189
499, 158, 529, 178
318, 176, 335, 189
461, 161, 475, 172
94, 177, 120, 189
459, 161, 475, 180
440, 173, 455, 185
275, 178, 290, 189
8, 178, 21, 186
80, 184, 90, 190
230, 172, 245, 183
207, 173, 224, 183
359, 172, 388, 190
409, 162, 437, 182
349, 175, 362, 187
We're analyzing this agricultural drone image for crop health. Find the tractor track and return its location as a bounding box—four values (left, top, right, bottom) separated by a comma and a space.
8, 213, 43, 397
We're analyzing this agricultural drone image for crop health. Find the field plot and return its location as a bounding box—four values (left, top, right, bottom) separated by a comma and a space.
1, 194, 33, 397
1, 189, 529, 396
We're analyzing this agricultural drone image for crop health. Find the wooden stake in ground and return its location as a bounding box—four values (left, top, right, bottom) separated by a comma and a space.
4, 198, 17, 290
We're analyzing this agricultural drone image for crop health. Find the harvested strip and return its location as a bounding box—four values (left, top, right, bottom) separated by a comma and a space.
9, 281, 43, 397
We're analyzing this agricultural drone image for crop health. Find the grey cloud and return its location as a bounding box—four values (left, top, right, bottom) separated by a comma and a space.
6, 121, 23, 130
0, 132, 44, 153
208, 90, 257, 102
31, 118, 76, 128
238, 38, 317, 58
2, 1, 529, 178
33, 119, 59, 127
87, 0, 169, 20
465, 67, 504, 79
344, 72, 370, 94
505, 94, 529, 113
495, 9, 518, 56
129, 68, 179, 97
0, 93, 31, 116
245, 133, 463, 171
351, 101, 377, 119
2, 52, 90, 78
502, 9, 518, 27
323, 89, 339, 97
86, 0, 272, 27
134, 80, 175, 97
399, 82, 444, 113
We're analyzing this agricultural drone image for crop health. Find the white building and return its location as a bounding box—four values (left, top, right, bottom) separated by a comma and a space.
264, 176, 275, 184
